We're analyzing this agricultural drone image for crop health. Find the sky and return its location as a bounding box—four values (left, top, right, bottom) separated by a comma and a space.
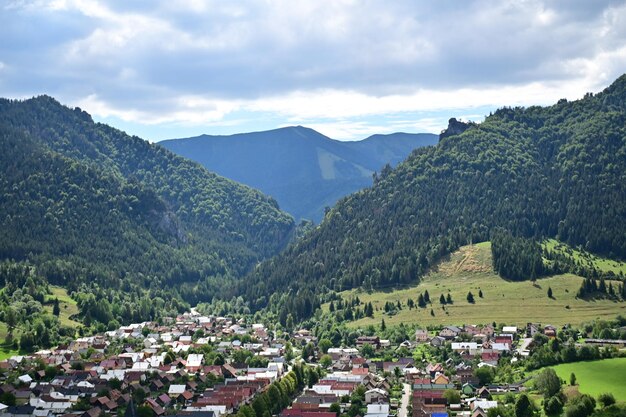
1, 1, 626, 141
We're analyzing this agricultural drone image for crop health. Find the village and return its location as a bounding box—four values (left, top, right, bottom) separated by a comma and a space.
0, 309, 617, 417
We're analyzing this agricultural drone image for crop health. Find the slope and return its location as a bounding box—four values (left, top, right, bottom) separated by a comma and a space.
0, 96, 295, 324
331, 243, 625, 327
237, 75, 626, 325
160, 127, 437, 222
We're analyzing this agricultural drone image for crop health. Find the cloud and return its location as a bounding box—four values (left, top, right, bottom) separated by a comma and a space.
1, 0, 626, 139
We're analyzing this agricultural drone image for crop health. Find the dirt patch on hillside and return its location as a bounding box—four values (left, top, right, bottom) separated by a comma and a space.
439, 245, 492, 276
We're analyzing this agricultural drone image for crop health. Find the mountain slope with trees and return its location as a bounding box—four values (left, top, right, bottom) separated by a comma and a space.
161, 127, 438, 222
236, 75, 626, 325
0, 96, 295, 337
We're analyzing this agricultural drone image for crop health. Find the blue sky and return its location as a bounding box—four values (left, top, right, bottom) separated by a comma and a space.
2, 1, 626, 141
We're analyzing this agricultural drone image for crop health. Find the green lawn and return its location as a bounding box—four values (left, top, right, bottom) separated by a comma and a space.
44, 286, 81, 328
543, 239, 626, 276
330, 243, 626, 328
549, 358, 626, 401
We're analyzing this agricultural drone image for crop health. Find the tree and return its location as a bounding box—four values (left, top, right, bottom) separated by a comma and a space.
381, 318, 386, 331
547, 287, 553, 298
467, 292, 475, 303
570, 372, 576, 386
566, 394, 595, 417
597, 393, 615, 408
515, 394, 534, 417
418, 293, 426, 308
330, 403, 341, 416
544, 396, 563, 416
535, 368, 561, 398
320, 354, 332, 368
479, 289, 483, 298
443, 389, 461, 404
446, 294, 453, 304
319, 338, 333, 354
0, 392, 16, 407
440, 294, 446, 304
360, 343, 375, 358
475, 367, 494, 386
424, 290, 430, 304
52, 298, 60, 316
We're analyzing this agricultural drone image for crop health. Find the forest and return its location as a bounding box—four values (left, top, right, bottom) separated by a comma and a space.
0, 96, 295, 349
234, 75, 626, 325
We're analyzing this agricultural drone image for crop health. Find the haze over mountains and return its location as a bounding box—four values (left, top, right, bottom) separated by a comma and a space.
160, 128, 438, 222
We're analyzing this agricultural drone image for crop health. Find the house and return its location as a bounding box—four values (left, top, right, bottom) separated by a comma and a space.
169, 385, 187, 397
365, 388, 388, 404
356, 337, 381, 350
526, 323, 541, 338
544, 325, 557, 338
502, 326, 517, 334
415, 330, 430, 343
430, 337, 446, 348
476, 387, 491, 399
186, 354, 204, 373
461, 383, 475, 396
364, 403, 390, 417
439, 326, 461, 340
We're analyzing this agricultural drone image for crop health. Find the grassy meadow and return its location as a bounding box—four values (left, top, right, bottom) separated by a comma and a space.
550, 358, 626, 401
330, 242, 626, 328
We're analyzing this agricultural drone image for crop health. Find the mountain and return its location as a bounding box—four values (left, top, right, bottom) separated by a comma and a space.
0, 96, 295, 324
234, 75, 626, 324
160, 128, 438, 222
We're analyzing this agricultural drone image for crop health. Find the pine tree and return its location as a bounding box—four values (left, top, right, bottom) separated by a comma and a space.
329, 301, 335, 312
599, 278, 607, 294
446, 293, 453, 304
478, 289, 483, 298
381, 318, 386, 331
424, 290, 430, 304
52, 298, 60, 316
608, 282, 615, 296
440, 294, 446, 305
418, 293, 426, 308
467, 292, 475, 303
547, 287, 553, 298
430, 309, 435, 317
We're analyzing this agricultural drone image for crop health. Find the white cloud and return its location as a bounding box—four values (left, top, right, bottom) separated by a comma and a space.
1, 0, 626, 140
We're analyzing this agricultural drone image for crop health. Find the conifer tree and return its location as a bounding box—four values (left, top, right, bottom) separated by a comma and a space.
467, 291, 475, 303
424, 290, 430, 304
440, 294, 446, 305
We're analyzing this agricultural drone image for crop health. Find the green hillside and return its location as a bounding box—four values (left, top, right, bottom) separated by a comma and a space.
549, 358, 626, 401
240, 75, 626, 325
330, 243, 625, 327
0, 96, 295, 342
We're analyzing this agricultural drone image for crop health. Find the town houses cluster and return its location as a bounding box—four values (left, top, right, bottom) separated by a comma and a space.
0, 311, 580, 417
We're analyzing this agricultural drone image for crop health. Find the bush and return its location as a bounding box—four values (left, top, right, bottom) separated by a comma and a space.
598, 393, 616, 408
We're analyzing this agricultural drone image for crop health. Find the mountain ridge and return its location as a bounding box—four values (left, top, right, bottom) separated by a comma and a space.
233, 74, 626, 325
160, 127, 438, 222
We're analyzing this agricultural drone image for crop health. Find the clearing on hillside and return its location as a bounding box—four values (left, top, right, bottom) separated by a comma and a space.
44, 286, 81, 328
549, 358, 626, 402
332, 242, 626, 328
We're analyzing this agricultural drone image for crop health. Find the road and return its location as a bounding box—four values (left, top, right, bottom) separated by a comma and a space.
398, 383, 411, 417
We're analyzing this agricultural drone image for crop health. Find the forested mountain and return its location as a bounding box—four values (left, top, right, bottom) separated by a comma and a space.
160, 128, 438, 222
0, 96, 295, 328
235, 75, 626, 325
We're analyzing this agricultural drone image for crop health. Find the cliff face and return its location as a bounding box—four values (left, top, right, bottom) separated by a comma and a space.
440, 118, 475, 140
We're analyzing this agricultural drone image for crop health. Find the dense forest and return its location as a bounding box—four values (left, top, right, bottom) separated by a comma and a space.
0, 96, 295, 345
235, 75, 626, 325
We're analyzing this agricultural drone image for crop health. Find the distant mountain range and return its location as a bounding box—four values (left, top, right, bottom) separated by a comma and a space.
160, 127, 438, 222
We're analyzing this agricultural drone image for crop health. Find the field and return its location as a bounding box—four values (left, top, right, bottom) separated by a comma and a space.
0, 323, 20, 360
543, 239, 626, 276
549, 358, 626, 401
332, 242, 626, 328
44, 286, 81, 328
